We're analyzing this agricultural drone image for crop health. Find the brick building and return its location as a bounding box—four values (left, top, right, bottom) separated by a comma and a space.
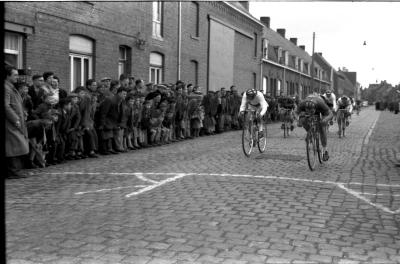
4, 1, 263, 93
259, 16, 332, 99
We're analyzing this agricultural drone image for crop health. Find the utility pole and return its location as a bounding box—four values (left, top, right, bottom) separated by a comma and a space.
311, 32, 315, 92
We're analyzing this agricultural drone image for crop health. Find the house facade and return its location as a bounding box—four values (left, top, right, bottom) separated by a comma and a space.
4, 1, 355, 97
4, 1, 263, 93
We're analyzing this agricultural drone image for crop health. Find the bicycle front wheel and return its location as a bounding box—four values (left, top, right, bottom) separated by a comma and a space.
242, 120, 254, 157
306, 132, 317, 171
258, 126, 267, 153
316, 132, 323, 164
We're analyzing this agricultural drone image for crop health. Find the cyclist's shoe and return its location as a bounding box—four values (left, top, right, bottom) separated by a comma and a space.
323, 150, 329, 161
329, 120, 333, 126
346, 121, 349, 127
290, 125, 294, 131
281, 124, 285, 129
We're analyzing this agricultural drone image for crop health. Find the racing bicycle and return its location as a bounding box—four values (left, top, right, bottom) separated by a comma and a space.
280, 108, 293, 138
303, 113, 324, 171
242, 109, 267, 157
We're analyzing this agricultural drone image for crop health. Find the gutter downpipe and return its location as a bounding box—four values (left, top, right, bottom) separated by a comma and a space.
177, 2, 182, 81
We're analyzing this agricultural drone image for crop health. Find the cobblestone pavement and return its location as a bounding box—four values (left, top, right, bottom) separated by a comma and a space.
6, 107, 400, 264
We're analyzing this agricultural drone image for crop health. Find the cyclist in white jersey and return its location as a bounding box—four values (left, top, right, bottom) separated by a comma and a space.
239, 89, 269, 133
323, 89, 337, 124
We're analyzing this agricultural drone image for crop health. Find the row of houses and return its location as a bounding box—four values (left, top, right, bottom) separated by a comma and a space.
4, 1, 359, 98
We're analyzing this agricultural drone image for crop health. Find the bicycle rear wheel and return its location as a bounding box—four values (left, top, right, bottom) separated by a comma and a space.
306, 132, 317, 171
283, 122, 287, 138
242, 120, 254, 157
258, 126, 267, 153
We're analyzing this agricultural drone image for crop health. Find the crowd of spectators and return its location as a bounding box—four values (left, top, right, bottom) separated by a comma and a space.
5, 65, 295, 178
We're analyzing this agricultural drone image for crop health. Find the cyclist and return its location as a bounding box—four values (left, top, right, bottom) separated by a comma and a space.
277, 95, 296, 131
337, 95, 352, 127
239, 89, 269, 135
297, 92, 333, 161
323, 89, 337, 124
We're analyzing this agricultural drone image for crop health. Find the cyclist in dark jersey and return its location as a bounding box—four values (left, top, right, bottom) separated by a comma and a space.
296, 93, 333, 161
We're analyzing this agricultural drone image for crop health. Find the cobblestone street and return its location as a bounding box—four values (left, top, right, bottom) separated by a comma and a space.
6, 107, 400, 264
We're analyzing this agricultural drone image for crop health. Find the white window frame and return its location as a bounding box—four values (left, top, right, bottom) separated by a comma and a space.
69, 53, 93, 91
152, 1, 163, 39
284, 51, 289, 66
119, 46, 127, 77
263, 39, 268, 59
262, 76, 267, 94
149, 67, 163, 84
4, 31, 23, 68
149, 52, 163, 84
300, 59, 304, 72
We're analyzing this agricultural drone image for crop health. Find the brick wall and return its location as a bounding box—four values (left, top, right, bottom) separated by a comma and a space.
5, 1, 263, 93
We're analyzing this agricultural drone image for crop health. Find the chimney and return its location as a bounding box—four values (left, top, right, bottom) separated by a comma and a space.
299, 45, 305, 50
289, 38, 297, 45
260, 17, 270, 28
277, 28, 286, 38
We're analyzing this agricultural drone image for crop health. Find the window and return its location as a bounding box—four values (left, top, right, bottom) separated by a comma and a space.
149, 52, 163, 84
262, 39, 268, 59
295, 57, 299, 70
69, 35, 93, 91
152, 1, 163, 38
300, 59, 304, 72
4, 31, 24, 68
262, 77, 268, 94
119, 46, 131, 77
190, 60, 198, 86
284, 51, 289, 66
254, 33, 258, 57
277, 47, 283, 64
191, 2, 199, 37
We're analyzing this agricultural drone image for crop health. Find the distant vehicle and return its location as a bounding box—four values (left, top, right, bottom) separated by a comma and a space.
362, 101, 369, 107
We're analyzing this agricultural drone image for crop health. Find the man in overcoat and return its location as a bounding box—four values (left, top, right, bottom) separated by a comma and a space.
5, 66, 29, 178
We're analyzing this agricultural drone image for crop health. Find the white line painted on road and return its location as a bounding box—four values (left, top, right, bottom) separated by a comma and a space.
125, 173, 191, 198
75, 185, 147, 195
357, 192, 400, 197
363, 112, 380, 145
133, 172, 159, 184
38, 171, 399, 214
336, 183, 398, 214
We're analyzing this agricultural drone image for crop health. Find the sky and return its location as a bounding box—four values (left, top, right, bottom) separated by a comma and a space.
249, 1, 400, 88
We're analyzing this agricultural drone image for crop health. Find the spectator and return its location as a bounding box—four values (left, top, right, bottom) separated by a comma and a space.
86, 79, 98, 94
119, 74, 129, 89
110, 80, 120, 94
101, 77, 112, 90
65, 93, 82, 160
16, 82, 34, 121
98, 87, 127, 154
125, 94, 137, 150
139, 100, 152, 147
53, 76, 67, 100
28, 74, 44, 108
5, 66, 30, 178
134, 79, 146, 95
75, 86, 98, 158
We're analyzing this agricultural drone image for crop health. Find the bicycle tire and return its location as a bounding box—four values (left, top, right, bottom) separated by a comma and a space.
283, 122, 287, 138
306, 132, 317, 171
242, 119, 254, 157
258, 125, 267, 153
316, 131, 323, 164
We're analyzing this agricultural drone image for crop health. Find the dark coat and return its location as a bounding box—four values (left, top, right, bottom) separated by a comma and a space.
98, 95, 123, 130
5, 80, 29, 157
